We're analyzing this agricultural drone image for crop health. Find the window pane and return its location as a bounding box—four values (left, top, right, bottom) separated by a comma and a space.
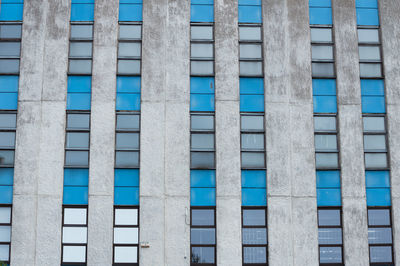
114, 246, 137, 263
241, 115, 264, 131
243, 209, 266, 226
365, 153, 387, 168
0, 226, 11, 242
115, 208, 138, 226
358, 29, 379, 43
118, 59, 141, 75
191, 134, 214, 150
192, 209, 214, 226
239, 27, 261, 41
191, 228, 215, 245
312, 45, 333, 60
192, 247, 214, 264
65, 151, 89, 166
118, 42, 141, 58
191, 61, 214, 75
117, 114, 140, 130
0, 132, 15, 148
191, 26, 213, 40
240, 44, 262, 59
242, 228, 267, 245
368, 209, 391, 226
69, 59, 92, 74
69, 42, 92, 57
62, 245, 86, 263
114, 228, 138, 244
64, 208, 87, 225
116, 133, 139, 150
67, 114, 90, 129
364, 135, 386, 151
363, 117, 385, 132
312, 62, 335, 77
360, 63, 382, 77
191, 43, 213, 58
71, 25, 93, 39
314, 116, 336, 131
0, 42, 21, 57
0, 244, 9, 261
0, 59, 20, 73
0, 114, 17, 129
368, 228, 393, 244
240, 61, 262, 76
243, 247, 267, 264
191, 152, 215, 168
0, 150, 15, 166
311, 28, 332, 42
359, 46, 381, 61
318, 209, 341, 226
320, 246, 342, 264
370, 246, 393, 263
242, 134, 264, 150
315, 135, 337, 151
62, 227, 87, 244
315, 153, 338, 168
318, 228, 342, 245
119, 25, 141, 40
66, 132, 89, 149
115, 151, 139, 168
0, 207, 11, 224
241, 152, 265, 168
191, 115, 214, 131
0, 25, 22, 39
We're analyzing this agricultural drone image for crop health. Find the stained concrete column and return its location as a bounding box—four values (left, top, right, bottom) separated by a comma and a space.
263, 0, 319, 265
214, 0, 242, 265
11, 0, 70, 265
379, 1, 400, 263
164, 0, 191, 265
140, 0, 167, 264
333, 1, 370, 265
86, 0, 118, 265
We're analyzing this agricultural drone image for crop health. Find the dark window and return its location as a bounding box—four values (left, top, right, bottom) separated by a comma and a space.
115, 113, 140, 169
191, 114, 215, 169
65, 112, 90, 167
191, 208, 216, 265
0, 113, 16, 167
68, 23, 93, 75
318, 208, 343, 265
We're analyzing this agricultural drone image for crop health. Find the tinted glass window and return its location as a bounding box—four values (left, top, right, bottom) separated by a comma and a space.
192, 209, 214, 226
69, 60, 92, 74
67, 114, 90, 129
118, 42, 141, 58
243, 209, 265, 226
363, 117, 385, 132
370, 246, 393, 263
118, 59, 141, 75
0, 25, 22, 39
312, 45, 333, 60
65, 151, 89, 166
191, 134, 214, 150
0, 132, 15, 148
191, 61, 214, 75
315, 135, 337, 151
119, 25, 141, 40
311, 28, 332, 42
191, 43, 213, 58
312, 62, 335, 77
318, 209, 341, 226
0, 59, 20, 74
315, 153, 338, 168
241, 152, 265, 168
0, 114, 17, 129
358, 29, 379, 44
69, 42, 92, 57
243, 247, 267, 263
191, 115, 214, 131
117, 114, 140, 130
191, 26, 213, 40
0, 150, 14, 165
242, 228, 267, 245
66, 132, 89, 149
368, 228, 392, 244
0, 42, 21, 57
318, 228, 342, 245
242, 134, 264, 150
191, 152, 215, 168
241, 116, 263, 131
240, 44, 262, 59
364, 135, 386, 151
360, 63, 382, 77
191, 228, 215, 245
116, 133, 139, 150
70, 25, 93, 39
365, 153, 387, 168
359, 46, 381, 61
320, 246, 342, 263
239, 27, 261, 41
314, 116, 336, 131
240, 61, 262, 76
368, 209, 391, 226
115, 151, 139, 168
191, 247, 215, 264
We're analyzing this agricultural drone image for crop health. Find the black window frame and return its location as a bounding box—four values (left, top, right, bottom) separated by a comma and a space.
0, 111, 17, 167
190, 22, 215, 77
238, 23, 264, 78
310, 25, 336, 79
0, 22, 22, 75
68, 21, 94, 76
190, 112, 215, 170
115, 111, 140, 169
357, 25, 383, 79
0, 203, 12, 265
117, 22, 142, 76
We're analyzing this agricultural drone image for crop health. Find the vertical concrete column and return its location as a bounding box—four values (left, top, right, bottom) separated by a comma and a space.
214, 0, 242, 265
379, 1, 400, 263
333, 1, 370, 265
164, 0, 191, 265
86, 0, 118, 265
140, 0, 167, 264
263, 0, 319, 265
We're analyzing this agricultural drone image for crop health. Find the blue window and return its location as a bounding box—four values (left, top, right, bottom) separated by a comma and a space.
366, 171, 391, 207
119, 0, 143, 22
242, 170, 266, 206
309, 0, 332, 25
115, 187, 139, 205
191, 0, 214, 23
356, 0, 379, 26
0, 0, 24, 21
240, 78, 264, 112
0, 75, 19, 110
71, 0, 95, 22
361, 79, 385, 114
316, 171, 341, 206
238, 0, 262, 23
313, 79, 337, 113
191, 77, 215, 112
114, 169, 139, 205
191, 170, 216, 206
67, 76, 92, 110
0, 168, 13, 204
63, 168, 89, 205
63, 186, 88, 205
116, 76, 141, 111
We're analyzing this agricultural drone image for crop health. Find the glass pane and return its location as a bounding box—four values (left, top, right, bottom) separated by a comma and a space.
118, 59, 141, 75
240, 61, 262, 76
191, 43, 213, 58
62, 227, 87, 244
191, 61, 214, 75
242, 134, 264, 150
243, 247, 267, 264
239, 26, 261, 41
191, 228, 215, 245
64, 208, 87, 225
311, 28, 332, 42
370, 246, 393, 263
70, 25, 93, 39
365, 153, 387, 168
67, 114, 90, 129
358, 29, 379, 43
360, 63, 382, 77
241, 115, 264, 131
118, 42, 141, 58
318, 209, 341, 226
363, 117, 385, 132
0, 207, 11, 224
314, 116, 336, 131
312, 45, 333, 60
241, 152, 265, 168
69, 59, 92, 74
0, 132, 15, 148
115, 151, 139, 168
242, 228, 267, 245
0, 25, 22, 39
359, 46, 381, 61
116, 133, 139, 150
243, 209, 266, 226
114, 228, 139, 244
191, 247, 215, 264
65, 151, 89, 166
320, 246, 342, 263
114, 246, 137, 263
315, 153, 338, 168
117, 114, 140, 130
62, 245, 86, 263
312, 62, 335, 77
191, 152, 215, 168
0, 226, 11, 242
0, 150, 14, 166
192, 209, 214, 226
364, 135, 386, 151
69, 42, 92, 57
191, 115, 214, 131
315, 134, 337, 151
0, 59, 20, 74
368, 209, 391, 226
368, 228, 393, 244
0, 114, 17, 129
0, 244, 9, 261
191, 26, 213, 40
240, 44, 262, 59
191, 134, 214, 150
119, 25, 141, 39
66, 132, 89, 149
115, 208, 138, 226
318, 228, 342, 245
0, 42, 21, 57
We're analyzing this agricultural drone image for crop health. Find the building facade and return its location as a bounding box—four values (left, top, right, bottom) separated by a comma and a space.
0, 0, 399, 265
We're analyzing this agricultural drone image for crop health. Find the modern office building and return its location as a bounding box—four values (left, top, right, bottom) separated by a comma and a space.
0, 0, 399, 265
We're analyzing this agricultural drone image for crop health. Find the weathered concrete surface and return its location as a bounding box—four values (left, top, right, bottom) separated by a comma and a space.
333, 1, 370, 264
